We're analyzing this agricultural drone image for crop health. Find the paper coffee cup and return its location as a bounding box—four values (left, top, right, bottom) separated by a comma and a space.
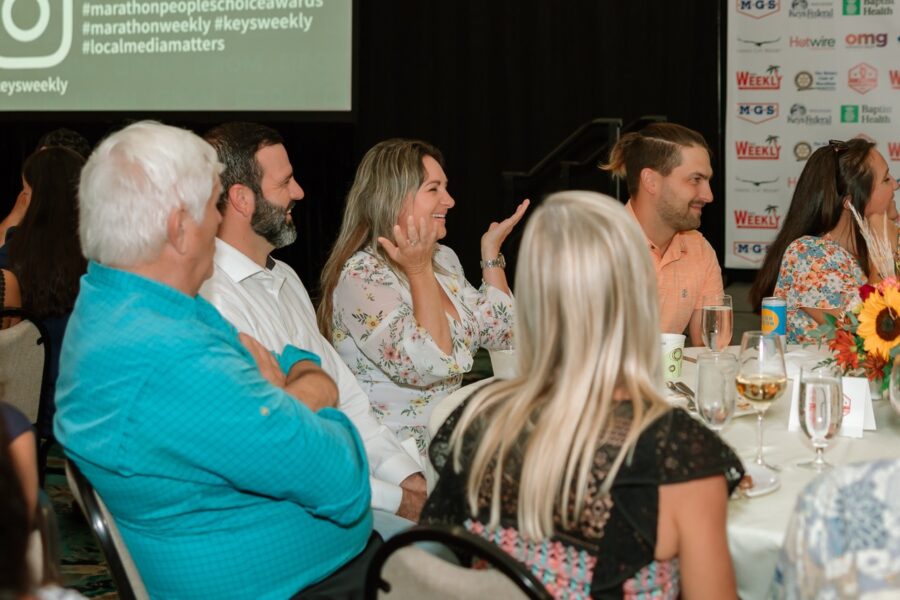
660, 333, 686, 379
489, 349, 518, 379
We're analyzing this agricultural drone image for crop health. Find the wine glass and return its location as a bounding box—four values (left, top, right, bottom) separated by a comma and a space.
696, 352, 738, 431
889, 357, 900, 416
736, 331, 787, 473
797, 362, 843, 471
701, 294, 733, 352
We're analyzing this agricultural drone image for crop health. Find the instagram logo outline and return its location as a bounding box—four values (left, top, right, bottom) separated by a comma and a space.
0, 0, 73, 69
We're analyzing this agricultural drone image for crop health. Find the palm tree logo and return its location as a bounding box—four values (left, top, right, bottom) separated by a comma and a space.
765, 135, 780, 146
766, 65, 780, 75
764, 205, 778, 215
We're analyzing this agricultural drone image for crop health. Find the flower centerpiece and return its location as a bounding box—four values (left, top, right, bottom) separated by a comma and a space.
813, 278, 900, 392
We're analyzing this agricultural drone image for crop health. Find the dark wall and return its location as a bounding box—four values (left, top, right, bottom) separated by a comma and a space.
0, 0, 726, 300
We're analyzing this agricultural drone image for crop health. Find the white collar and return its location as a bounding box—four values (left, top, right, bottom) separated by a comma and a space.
214, 238, 272, 283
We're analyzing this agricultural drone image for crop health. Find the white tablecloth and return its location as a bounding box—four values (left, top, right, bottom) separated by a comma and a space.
427, 346, 900, 600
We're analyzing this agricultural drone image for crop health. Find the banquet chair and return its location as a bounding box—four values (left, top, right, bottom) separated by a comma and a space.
65, 459, 150, 600
364, 524, 552, 600
0, 308, 50, 424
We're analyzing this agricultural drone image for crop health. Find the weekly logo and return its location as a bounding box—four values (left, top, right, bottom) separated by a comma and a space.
848, 63, 878, 94
736, 136, 782, 159
887, 142, 900, 161
737, 0, 781, 18
735, 206, 782, 229
737, 102, 780, 123
737, 66, 783, 89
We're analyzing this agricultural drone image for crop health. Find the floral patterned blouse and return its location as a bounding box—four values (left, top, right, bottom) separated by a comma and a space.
774, 236, 865, 345
330, 245, 515, 455
772, 458, 900, 599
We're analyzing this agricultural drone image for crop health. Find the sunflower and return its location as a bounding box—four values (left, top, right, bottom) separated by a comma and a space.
857, 287, 900, 359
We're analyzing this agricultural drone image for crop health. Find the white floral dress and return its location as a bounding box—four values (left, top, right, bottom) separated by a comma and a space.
331, 245, 515, 455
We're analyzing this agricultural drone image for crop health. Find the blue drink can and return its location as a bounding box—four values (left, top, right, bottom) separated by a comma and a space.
761, 297, 787, 338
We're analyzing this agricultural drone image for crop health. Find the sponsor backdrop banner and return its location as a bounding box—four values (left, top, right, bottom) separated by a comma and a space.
726, 0, 900, 268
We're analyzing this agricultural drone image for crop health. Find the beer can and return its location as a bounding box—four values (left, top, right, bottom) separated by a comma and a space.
761, 297, 787, 337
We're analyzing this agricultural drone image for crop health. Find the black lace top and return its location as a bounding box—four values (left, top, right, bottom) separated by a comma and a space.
421, 395, 744, 599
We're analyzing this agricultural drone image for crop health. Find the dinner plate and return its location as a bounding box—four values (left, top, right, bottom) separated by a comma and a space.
740, 463, 780, 498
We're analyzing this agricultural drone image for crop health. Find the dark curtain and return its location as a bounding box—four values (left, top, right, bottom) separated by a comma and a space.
0, 0, 726, 301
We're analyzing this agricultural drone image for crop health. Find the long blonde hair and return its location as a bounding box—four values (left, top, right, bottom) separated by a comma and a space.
451, 191, 670, 540
317, 139, 444, 339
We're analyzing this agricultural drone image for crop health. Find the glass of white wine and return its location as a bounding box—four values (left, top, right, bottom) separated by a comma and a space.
736, 331, 787, 473
701, 294, 733, 352
797, 362, 843, 471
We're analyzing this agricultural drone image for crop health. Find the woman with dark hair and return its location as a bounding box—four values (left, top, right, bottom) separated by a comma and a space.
1, 147, 87, 436
750, 139, 899, 344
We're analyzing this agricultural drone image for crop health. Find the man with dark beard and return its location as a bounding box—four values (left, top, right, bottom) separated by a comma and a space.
602, 122, 724, 346
199, 123, 427, 532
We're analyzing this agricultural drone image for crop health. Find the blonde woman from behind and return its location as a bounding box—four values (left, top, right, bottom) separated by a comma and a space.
421, 191, 743, 599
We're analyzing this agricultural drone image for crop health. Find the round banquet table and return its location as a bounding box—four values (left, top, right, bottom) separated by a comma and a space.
426, 345, 900, 600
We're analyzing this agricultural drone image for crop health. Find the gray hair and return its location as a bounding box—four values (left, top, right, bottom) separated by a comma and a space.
79, 121, 222, 266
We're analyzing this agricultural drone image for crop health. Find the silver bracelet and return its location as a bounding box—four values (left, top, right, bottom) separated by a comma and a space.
480, 253, 506, 269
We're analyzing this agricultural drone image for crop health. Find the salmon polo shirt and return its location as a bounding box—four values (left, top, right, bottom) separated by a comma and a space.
625, 201, 724, 336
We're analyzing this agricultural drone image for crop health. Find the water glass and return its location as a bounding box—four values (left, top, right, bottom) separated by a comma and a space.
797, 362, 843, 471
696, 352, 737, 431
701, 294, 733, 352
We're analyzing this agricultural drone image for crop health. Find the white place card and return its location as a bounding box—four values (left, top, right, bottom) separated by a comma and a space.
788, 376, 874, 439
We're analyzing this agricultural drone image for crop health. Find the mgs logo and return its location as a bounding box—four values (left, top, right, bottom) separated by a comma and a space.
736, 135, 782, 159
737, 102, 780, 123
733, 241, 773, 264
849, 63, 878, 94
737, 0, 781, 18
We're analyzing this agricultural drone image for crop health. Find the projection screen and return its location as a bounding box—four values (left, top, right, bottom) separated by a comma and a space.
0, 0, 352, 111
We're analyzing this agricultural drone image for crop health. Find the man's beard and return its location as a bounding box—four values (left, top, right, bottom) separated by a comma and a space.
658, 188, 701, 232
251, 194, 297, 248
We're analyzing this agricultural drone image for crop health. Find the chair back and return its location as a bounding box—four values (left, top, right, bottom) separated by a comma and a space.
0, 308, 50, 423
365, 524, 552, 600
65, 459, 150, 600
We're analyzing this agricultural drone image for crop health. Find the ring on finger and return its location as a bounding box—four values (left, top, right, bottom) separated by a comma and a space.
409, 239, 419, 246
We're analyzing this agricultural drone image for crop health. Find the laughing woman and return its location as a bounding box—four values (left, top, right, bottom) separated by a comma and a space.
317, 139, 527, 456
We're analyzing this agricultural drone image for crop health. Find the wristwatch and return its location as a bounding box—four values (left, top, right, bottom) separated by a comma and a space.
480, 253, 506, 269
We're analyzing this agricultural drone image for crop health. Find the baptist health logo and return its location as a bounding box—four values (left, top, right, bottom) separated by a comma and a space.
843, 0, 895, 15
0, 0, 73, 69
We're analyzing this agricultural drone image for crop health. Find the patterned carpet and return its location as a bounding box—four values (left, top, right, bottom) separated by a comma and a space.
45, 446, 117, 598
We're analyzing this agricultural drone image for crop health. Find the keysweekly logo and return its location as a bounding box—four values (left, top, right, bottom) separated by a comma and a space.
843, 0, 895, 15
849, 63, 878, 94
888, 142, 900, 161
737, 102, 779, 123
736, 136, 782, 160
845, 33, 889, 48
0, 0, 73, 69
733, 241, 773, 264
891, 70, 900, 89
737, 66, 783, 90
735, 206, 782, 229
737, 0, 781, 18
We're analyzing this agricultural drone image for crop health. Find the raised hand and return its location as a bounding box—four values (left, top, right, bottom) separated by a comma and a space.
378, 215, 440, 276
481, 199, 530, 259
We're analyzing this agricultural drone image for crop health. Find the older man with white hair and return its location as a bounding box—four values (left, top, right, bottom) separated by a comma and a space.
54, 121, 378, 599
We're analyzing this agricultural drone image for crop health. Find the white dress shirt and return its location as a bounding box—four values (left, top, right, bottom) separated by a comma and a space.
199, 238, 422, 512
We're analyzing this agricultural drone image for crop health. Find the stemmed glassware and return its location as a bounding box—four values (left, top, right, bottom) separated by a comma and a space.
736, 332, 787, 474
701, 294, 733, 352
889, 357, 900, 416
696, 352, 738, 431
797, 362, 843, 471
